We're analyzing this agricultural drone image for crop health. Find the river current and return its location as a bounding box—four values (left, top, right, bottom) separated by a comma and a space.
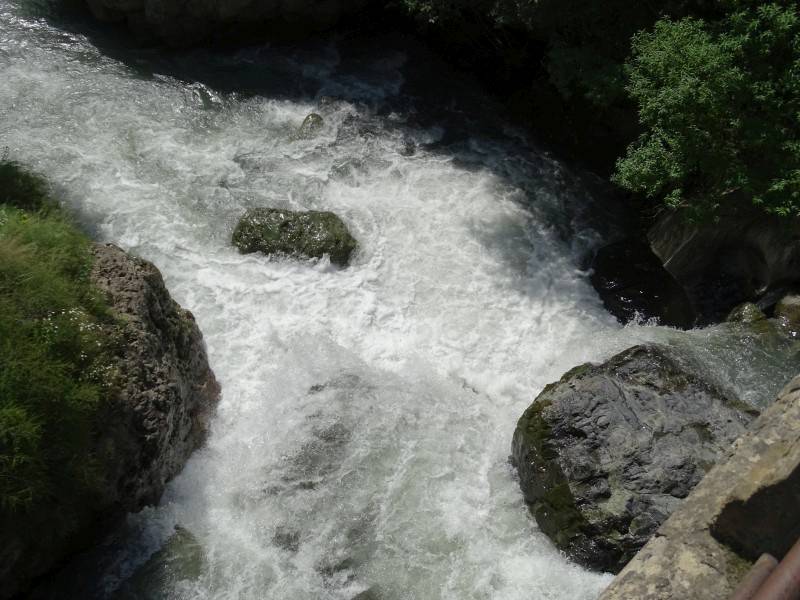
1, 2, 798, 599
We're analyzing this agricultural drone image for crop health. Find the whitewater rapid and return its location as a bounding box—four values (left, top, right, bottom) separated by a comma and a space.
1, 2, 797, 599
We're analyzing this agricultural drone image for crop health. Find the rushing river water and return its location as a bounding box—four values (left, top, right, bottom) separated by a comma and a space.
2, 2, 799, 599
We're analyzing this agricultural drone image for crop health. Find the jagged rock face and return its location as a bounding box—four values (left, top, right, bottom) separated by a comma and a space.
90, 243, 220, 512
648, 210, 800, 325
232, 207, 358, 266
511, 344, 756, 574
83, 0, 368, 46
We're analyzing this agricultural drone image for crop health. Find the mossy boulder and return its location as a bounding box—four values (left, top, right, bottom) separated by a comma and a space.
726, 302, 767, 324
113, 527, 206, 599
511, 344, 756, 573
232, 208, 357, 266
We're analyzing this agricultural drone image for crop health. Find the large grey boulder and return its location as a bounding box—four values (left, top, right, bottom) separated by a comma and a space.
232, 207, 357, 266
82, 0, 368, 46
511, 344, 756, 573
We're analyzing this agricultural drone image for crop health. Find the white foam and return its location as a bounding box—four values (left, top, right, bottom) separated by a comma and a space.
1, 5, 795, 599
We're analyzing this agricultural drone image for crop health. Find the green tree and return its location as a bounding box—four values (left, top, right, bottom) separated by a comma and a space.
614, 3, 800, 217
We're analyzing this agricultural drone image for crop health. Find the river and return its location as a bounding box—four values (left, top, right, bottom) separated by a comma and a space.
1, 2, 797, 599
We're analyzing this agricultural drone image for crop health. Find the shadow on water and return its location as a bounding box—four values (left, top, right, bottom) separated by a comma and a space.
18, 0, 635, 270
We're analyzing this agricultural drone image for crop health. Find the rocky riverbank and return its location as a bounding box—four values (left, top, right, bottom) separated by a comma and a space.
0, 163, 219, 598
599, 376, 800, 599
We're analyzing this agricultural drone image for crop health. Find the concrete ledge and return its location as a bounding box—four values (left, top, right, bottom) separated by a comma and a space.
599, 376, 800, 600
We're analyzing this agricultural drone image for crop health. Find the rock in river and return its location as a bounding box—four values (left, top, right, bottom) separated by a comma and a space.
232, 207, 357, 266
511, 344, 756, 573
590, 239, 695, 329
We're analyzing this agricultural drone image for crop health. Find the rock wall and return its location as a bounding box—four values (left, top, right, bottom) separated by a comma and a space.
648, 210, 800, 324
83, 0, 368, 46
90, 243, 220, 512
599, 375, 800, 599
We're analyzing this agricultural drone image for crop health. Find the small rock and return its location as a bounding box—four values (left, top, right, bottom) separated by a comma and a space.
726, 302, 766, 324
296, 113, 324, 140
232, 207, 357, 266
399, 139, 416, 156
775, 294, 800, 337
511, 344, 755, 573
351, 587, 381, 600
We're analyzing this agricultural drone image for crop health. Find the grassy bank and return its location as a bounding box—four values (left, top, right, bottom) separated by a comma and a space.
0, 160, 118, 576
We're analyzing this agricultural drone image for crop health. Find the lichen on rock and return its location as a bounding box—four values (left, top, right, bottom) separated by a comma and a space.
232, 207, 357, 266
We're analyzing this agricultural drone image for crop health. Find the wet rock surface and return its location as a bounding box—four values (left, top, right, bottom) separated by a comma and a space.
590, 239, 695, 329
113, 527, 207, 599
232, 207, 358, 266
726, 302, 767, 324
294, 113, 324, 140
512, 344, 756, 573
775, 294, 800, 338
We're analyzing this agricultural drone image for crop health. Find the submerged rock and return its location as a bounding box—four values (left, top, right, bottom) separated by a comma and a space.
232, 207, 357, 266
351, 588, 381, 600
113, 527, 206, 599
511, 344, 755, 573
726, 302, 767, 324
590, 239, 695, 329
775, 294, 800, 338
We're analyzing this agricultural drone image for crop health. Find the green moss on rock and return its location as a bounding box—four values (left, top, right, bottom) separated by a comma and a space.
511, 344, 755, 573
232, 207, 358, 266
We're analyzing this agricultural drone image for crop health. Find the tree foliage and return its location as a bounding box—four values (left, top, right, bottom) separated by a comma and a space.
398, 1, 800, 218
614, 4, 800, 217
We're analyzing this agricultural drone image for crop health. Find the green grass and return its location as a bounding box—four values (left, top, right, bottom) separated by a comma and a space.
0, 161, 117, 551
